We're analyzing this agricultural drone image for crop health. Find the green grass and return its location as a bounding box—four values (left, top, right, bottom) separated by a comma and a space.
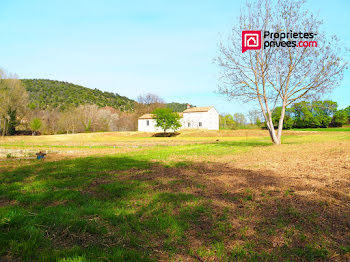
292, 127, 350, 132
1, 153, 228, 261
129, 140, 271, 162
1, 132, 349, 261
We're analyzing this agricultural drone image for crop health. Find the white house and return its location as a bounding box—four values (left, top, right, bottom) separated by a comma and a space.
138, 106, 219, 132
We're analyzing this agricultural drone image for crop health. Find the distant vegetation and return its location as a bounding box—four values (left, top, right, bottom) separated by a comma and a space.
21, 79, 135, 111
220, 111, 262, 130
166, 102, 191, 112
1, 72, 348, 136
220, 101, 350, 131
271, 101, 350, 129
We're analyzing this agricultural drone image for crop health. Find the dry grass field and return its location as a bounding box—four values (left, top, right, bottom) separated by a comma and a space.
0, 129, 349, 261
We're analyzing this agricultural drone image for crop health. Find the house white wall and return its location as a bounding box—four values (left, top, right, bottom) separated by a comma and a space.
182, 108, 219, 130
138, 107, 219, 132
138, 119, 164, 132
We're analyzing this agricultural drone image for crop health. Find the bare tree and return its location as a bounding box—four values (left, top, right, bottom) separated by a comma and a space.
135, 93, 166, 130
137, 93, 165, 105
248, 109, 262, 125
59, 107, 82, 134
76, 104, 100, 132
216, 0, 347, 144
233, 113, 246, 126
96, 107, 119, 131
115, 110, 138, 131
43, 109, 61, 134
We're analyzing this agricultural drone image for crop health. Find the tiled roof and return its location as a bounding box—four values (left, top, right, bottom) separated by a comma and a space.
138, 114, 155, 119
139, 112, 183, 119
183, 106, 214, 113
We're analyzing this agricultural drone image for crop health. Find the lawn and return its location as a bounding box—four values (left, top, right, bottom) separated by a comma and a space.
292, 126, 350, 132
0, 130, 350, 261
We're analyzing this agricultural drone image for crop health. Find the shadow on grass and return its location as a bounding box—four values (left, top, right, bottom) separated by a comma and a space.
210, 140, 272, 147
152, 132, 180, 137
0, 155, 349, 261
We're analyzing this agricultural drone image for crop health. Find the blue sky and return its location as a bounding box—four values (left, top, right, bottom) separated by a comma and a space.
0, 0, 349, 114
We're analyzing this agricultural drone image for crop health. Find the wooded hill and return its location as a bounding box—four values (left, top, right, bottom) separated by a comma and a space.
21, 79, 135, 111
21, 79, 190, 113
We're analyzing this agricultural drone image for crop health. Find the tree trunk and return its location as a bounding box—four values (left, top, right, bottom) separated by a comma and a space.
277, 102, 287, 142
266, 114, 280, 145
256, 91, 281, 145
2, 118, 7, 136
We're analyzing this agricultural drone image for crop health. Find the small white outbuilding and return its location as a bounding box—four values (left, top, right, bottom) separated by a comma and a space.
138, 106, 219, 132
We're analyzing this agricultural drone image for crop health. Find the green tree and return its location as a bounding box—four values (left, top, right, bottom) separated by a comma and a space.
7, 109, 19, 135
256, 118, 262, 127
292, 102, 313, 128
152, 108, 181, 133
219, 114, 237, 130
272, 107, 293, 129
310, 100, 336, 128
330, 110, 348, 127
30, 117, 42, 135
291, 101, 337, 128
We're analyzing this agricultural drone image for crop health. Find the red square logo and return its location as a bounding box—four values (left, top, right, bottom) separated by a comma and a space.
242, 31, 261, 53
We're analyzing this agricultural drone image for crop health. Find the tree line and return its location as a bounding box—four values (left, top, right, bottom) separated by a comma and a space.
271, 100, 349, 129
219, 101, 349, 131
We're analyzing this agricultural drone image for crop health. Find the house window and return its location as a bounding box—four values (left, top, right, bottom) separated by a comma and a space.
146, 120, 149, 126
199, 122, 202, 127
188, 123, 191, 127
